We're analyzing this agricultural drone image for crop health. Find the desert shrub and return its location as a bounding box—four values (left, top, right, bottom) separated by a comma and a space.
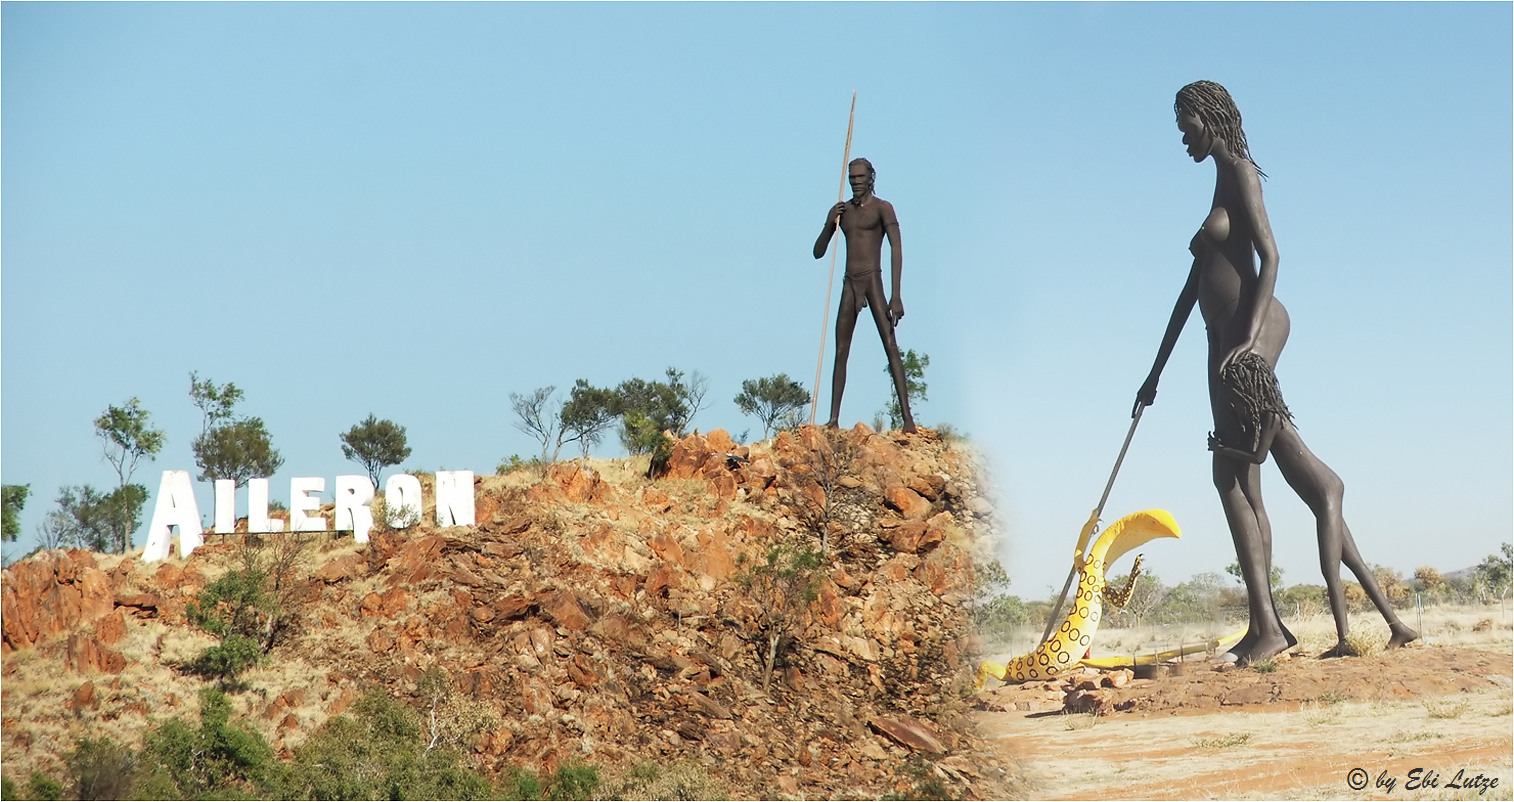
24, 773, 61, 801
496, 455, 544, 476
604, 761, 727, 801
1343, 631, 1385, 656
273, 691, 490, 800
882, 755, 953, 800
184, 633, 262, 685
185, 536, 307, 687
186, 560, 274, 685
138, 687, 274, 799
546, 763, 601, 801
371, 495, 421, 534
67, 737, 137, 800
499, 766, 543, 800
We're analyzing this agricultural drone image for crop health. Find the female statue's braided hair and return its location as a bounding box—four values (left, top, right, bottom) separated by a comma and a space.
1176, 80, 1266, 179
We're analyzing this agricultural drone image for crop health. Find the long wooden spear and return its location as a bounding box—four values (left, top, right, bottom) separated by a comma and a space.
810, 91, 857, 425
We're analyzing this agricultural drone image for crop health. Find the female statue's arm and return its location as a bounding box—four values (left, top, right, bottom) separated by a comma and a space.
1207, 411, 1283, 464
1133, 256, 1200, 417
1221, 165, 1280, 374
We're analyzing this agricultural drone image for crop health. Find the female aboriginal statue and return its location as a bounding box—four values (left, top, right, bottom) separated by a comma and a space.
1132, 80, 1417, 665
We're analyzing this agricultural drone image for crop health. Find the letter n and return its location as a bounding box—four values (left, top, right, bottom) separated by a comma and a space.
434, 470, 475, 527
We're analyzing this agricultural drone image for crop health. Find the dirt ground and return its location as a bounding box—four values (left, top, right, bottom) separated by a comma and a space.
975, 644, 1513, 800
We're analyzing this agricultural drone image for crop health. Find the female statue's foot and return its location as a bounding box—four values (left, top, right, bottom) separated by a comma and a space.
1220, 629, 1291, 667
1320, 640, 1360, 659
824, 419, 841, 430
1387, 623, 1420, 649
1224, 634, 1291, 667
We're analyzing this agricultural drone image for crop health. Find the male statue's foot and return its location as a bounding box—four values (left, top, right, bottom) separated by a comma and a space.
824, 419, 840, 430
1387, 623, 1420, 649
902, 422, 917, 434
1319, 640, 1360, 659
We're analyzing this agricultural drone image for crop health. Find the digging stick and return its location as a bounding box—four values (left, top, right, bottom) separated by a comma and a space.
1040, 404, 1146, 644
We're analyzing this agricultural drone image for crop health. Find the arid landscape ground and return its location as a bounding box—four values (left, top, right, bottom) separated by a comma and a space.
3, 425, 1510, 800
975, 609, 1513, 800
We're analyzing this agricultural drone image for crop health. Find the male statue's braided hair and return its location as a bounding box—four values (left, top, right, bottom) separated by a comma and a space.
849, 157, 876, 198
1175, 81, 1266, 179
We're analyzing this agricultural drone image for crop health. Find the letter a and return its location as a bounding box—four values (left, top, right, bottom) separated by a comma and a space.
142, 470, 204, 563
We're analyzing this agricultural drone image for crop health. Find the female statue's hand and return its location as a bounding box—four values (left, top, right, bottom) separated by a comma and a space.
1219, 341, 1256, 376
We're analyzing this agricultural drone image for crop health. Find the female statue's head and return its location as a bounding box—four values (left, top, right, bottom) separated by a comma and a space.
1175, 80, 1264, 177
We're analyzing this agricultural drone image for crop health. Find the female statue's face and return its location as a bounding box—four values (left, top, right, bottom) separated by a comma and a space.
1177, 108, 1212, 163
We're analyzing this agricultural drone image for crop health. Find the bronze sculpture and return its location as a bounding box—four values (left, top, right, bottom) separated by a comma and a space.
812, 158, 916, 434
1134, 81, 1417, 665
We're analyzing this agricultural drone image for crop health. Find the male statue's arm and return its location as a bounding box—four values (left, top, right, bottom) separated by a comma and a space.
883, 202, 904, 324
1134, 255, 1200, 417
813, 202, 847, 259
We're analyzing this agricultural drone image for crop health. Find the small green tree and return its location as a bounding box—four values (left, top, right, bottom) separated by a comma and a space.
42, 485, 144, 553
738, 544, 824, 695
340, 414, 412, 488
1414, 566, 1446, 601
560, 380, 619, 458
1473, 542, 1513, 602
512, 381, 621, 467
185, 546, 279, 686
190, 373, 283, 487
1225, 560, 1284, 591
1105, 570, 1168, 628
613, 368, 708, 455
972, 559, 1029, 646
2, 484, 29, 542
94, 398, 164, 552
881, 349, 929, 431
734, 374, 810, 439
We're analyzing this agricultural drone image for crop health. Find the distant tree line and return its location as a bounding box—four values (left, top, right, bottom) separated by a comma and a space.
974, 546, 1514, 647
7, 353, 937, 559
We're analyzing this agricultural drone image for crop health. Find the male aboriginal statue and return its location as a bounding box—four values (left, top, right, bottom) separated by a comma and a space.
812, 157, 916, 434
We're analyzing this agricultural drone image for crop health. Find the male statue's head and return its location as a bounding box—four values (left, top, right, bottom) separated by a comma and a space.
848, 157, 876, 201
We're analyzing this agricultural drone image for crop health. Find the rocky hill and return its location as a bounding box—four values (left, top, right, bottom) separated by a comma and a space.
1, 425, 1017, 799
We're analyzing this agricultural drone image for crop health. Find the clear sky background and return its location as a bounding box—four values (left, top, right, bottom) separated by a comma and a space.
3, 3, 1510, 597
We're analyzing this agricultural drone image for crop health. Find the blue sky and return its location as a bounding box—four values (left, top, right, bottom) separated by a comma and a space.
3, 3, 1510, 596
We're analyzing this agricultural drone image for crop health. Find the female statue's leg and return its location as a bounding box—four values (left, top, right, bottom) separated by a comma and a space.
1270, 426, 1419, 653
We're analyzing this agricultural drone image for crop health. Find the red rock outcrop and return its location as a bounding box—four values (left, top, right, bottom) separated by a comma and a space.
1, 426, 1009, 799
